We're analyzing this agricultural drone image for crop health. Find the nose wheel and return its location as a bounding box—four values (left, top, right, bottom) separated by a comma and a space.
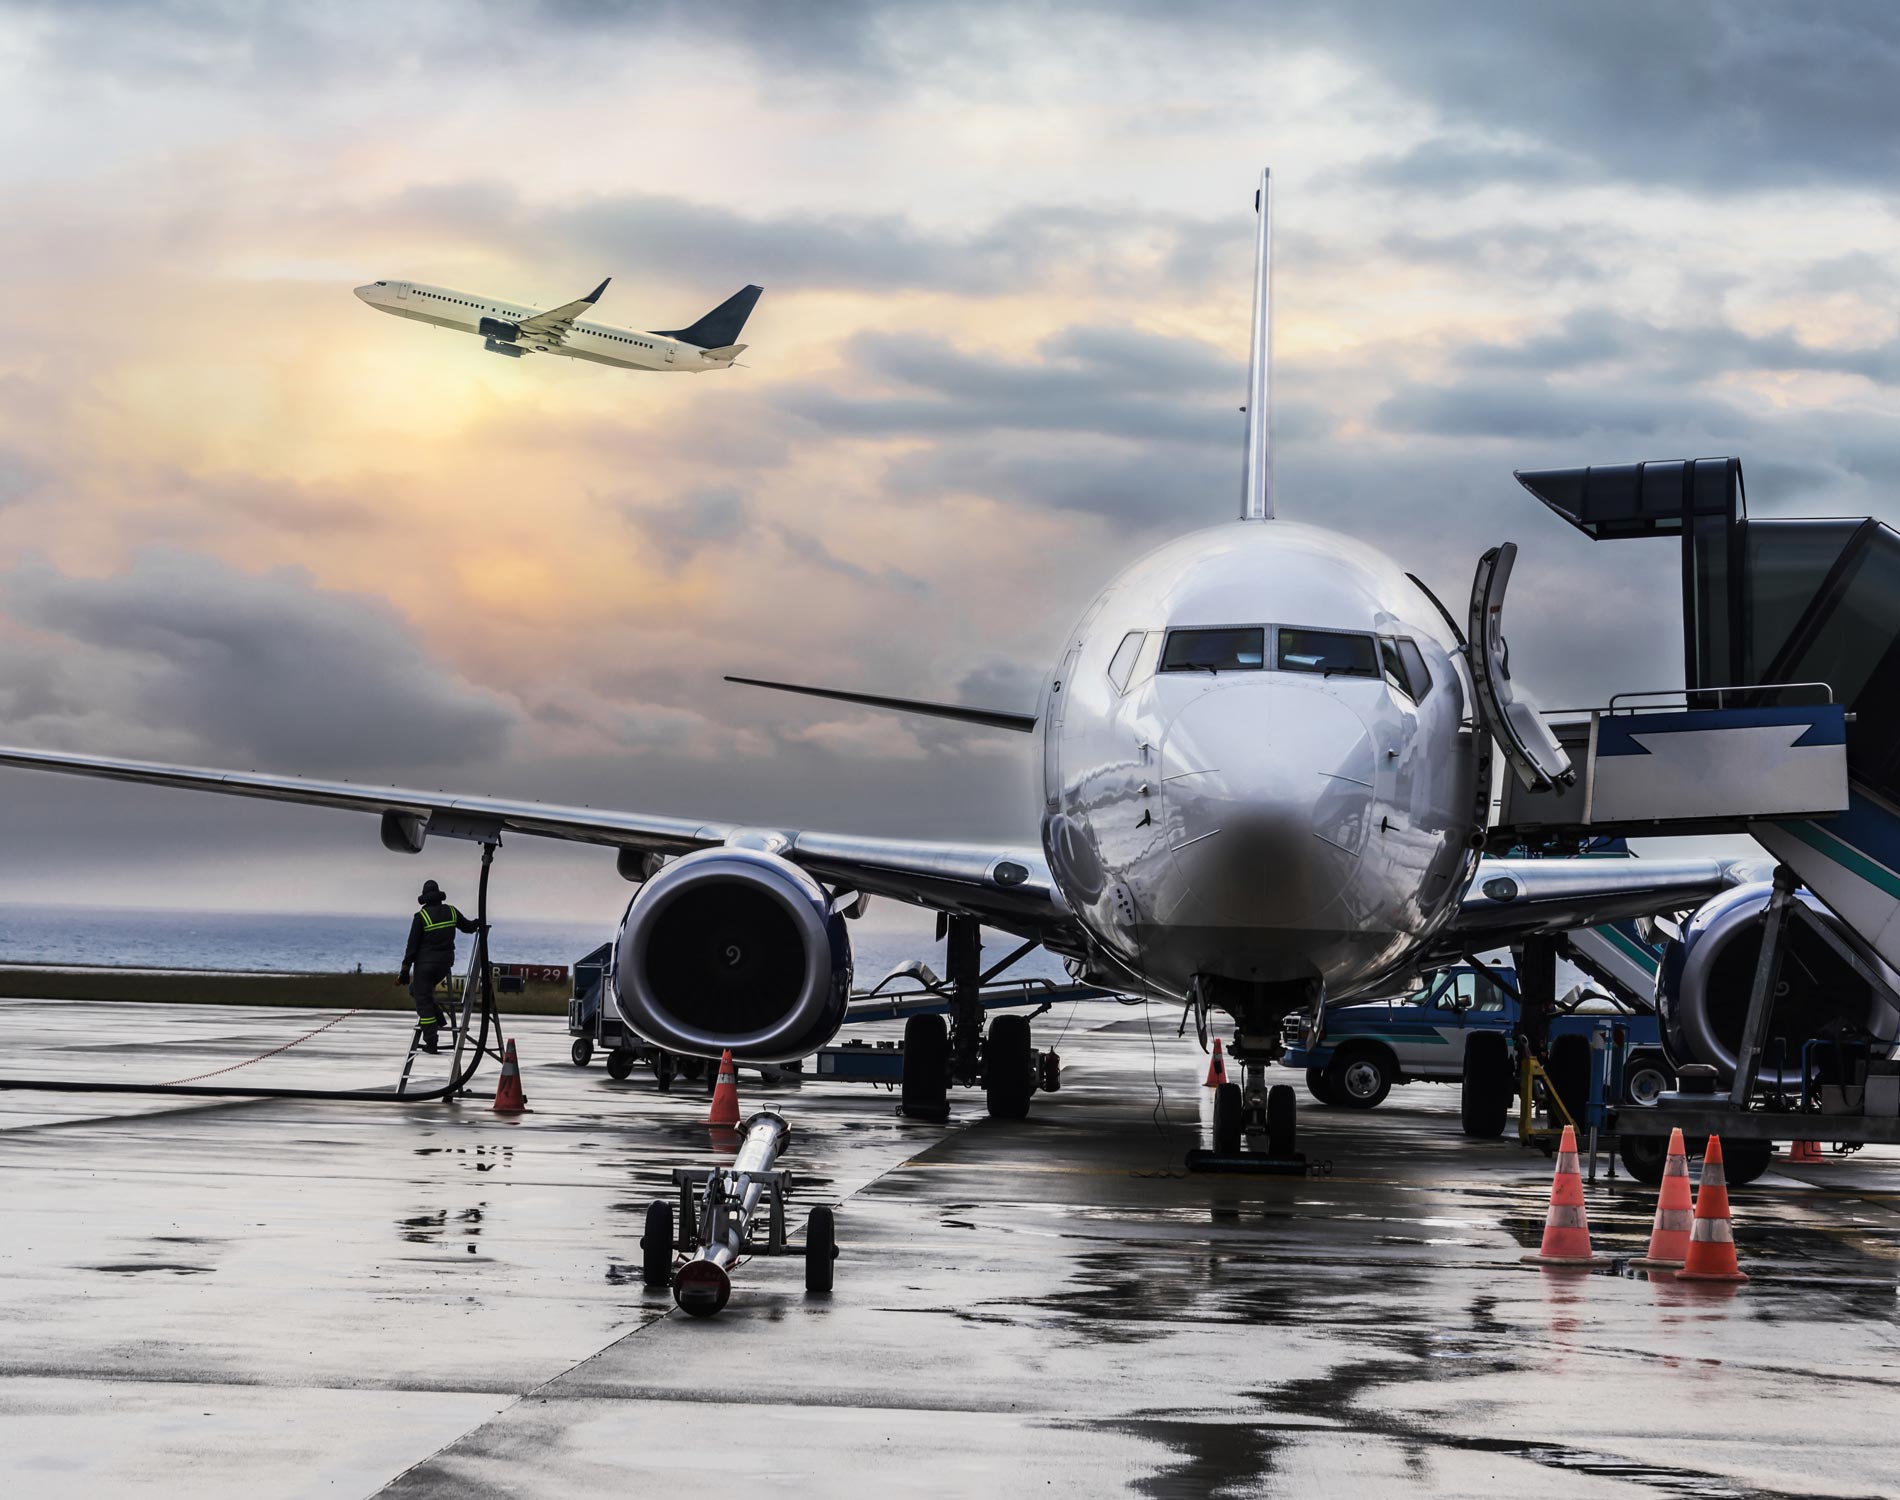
1192, 1059, 1307, 1174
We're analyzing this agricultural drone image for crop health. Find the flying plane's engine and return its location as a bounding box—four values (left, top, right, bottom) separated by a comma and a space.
1655, 882, 1900, 1088
477, 316, 520, 343
611, 848, 852, 1063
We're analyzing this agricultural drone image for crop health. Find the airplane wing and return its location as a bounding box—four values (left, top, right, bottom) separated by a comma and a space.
0, 745, 1075, 945
514, 278, 610, 347
1441, 852, 1769, 948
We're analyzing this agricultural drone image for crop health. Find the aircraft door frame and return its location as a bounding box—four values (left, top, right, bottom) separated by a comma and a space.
1467, 542, 1576, 794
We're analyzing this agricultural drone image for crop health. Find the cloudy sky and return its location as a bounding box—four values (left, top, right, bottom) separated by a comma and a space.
1, 1, 1896, 919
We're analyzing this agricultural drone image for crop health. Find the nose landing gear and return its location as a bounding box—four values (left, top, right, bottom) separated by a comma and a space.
1192, 1048, 1308, 1174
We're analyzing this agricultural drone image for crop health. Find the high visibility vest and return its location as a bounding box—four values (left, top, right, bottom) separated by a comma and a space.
419, 905, 462, 933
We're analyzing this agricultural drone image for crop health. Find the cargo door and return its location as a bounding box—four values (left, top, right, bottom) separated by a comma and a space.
1468, 543, 1576, 794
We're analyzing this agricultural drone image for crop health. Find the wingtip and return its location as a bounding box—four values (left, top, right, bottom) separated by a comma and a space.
587, 277, 610, 303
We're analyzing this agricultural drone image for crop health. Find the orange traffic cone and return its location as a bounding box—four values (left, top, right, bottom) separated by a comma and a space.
491, 1038, 530, 1114
1676, 1135, 1749, 1283
1789, 1139, 1825, 1164
1523, 1124, 1600, 1267
1631, 1128, 1694, 1270
1204, 1038, 1227, 1089
705, 1048, 741, 1126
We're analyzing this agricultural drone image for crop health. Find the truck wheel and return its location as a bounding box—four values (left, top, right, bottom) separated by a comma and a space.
1212, 1081, 1243, 1155
1305, 1067, 1337, 1105
984, 1014, 1034, 1120
1461, 1032, 1512, 1137
640, 1200, 673, 1289
1326, 1046, 1392, 1109
804, 1205, 837, 1293
1546, 1034, 1591, 1128
1624, 1056, 1672, 1106
606, 1047, 637, 1081
570, 1037, 593, 1068
1266, 1083, 1297, 1156
901, 1013, 950, 1120
1619, 1134, 1668, 1185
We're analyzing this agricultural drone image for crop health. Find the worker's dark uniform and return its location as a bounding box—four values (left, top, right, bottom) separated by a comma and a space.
402, 901, 479, 1036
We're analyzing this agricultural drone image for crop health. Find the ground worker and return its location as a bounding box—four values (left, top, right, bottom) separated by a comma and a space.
397, 879, 481, 1051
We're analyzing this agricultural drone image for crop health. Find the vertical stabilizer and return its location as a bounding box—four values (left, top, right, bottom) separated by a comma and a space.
1241, 167, 1275, 521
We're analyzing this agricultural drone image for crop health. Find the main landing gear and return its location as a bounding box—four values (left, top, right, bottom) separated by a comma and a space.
898, 916, 1055, 1122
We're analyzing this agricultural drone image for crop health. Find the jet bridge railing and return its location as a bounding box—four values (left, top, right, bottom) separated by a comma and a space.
1492, 687, 1848, 843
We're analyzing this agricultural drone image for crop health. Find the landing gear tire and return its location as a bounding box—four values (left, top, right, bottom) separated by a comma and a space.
1724, 1139, 1773, 1188
984, 1013, 1034, 1120
901, 1013, 950, 1121
1619, 1134, 1668, 1185
1461, 1032, 1512, 1138
640, 1200, 673, 1289
651, 1049, 677, 1093
1266, 1083, 1297, 1157
1327, 1047, 1392, 1110
1546, 1034, 1591, 1130
804, 1204, 837, 1293
606, 1047, 637, 1081
570, 1037, 593, 1068
1305, 1067, 1337, 1105
1212, 1081, 1243, 1155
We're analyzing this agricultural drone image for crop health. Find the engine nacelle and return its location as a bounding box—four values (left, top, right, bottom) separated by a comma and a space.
1656, 882, 1900, 1087
478, 316, 520, 342
611, 848, 851, 1063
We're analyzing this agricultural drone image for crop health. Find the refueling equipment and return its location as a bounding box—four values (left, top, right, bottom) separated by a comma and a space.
641, 1111, 837, 1317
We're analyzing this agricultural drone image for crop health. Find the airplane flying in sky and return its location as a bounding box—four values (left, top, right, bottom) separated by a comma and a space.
353, 276, 763, 371
1, 172, 1752, 1153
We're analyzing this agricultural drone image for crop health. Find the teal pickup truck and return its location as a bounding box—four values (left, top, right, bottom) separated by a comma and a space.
1280, 965, 1670, 1111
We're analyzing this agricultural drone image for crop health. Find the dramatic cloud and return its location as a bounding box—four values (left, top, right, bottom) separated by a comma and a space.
2, 552, 517, 773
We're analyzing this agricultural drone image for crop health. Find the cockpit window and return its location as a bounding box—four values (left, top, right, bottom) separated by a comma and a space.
1160, 627, 1265, 673
1106, 631, 1145, 692
1397, 638, 1433, 701
1277, 628, 1378, 678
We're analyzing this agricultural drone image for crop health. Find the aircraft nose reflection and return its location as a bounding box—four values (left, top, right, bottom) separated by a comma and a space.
1159, 680, 1377, 925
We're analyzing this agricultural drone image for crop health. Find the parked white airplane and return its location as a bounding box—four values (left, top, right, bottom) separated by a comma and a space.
353, 277, 762, 372
1, 172, 1751, 1153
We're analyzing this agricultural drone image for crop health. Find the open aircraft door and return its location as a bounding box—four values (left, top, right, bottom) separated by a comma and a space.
1468, 542, 1576, 794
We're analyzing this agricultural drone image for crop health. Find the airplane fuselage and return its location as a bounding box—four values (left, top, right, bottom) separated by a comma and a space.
353, 280, 733, 372
1038, 520, 1484, 1014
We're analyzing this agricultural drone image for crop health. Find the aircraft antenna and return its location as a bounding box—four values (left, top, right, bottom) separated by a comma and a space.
1240, 166, 1274, 521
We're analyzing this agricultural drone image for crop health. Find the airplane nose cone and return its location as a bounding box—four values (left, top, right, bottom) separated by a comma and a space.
1159, 680, 1376, 926
353, 284, 375, 302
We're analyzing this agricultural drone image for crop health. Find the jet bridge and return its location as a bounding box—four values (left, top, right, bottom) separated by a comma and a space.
1506, 457, 1900, 975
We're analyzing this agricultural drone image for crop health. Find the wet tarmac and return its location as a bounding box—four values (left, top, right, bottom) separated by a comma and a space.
0, 998, 1895, 1498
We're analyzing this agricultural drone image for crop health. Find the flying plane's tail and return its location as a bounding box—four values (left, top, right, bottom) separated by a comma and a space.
653, 285, 764, 350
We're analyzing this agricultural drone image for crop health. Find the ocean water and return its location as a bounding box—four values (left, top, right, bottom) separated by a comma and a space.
0, 902, 1068, 984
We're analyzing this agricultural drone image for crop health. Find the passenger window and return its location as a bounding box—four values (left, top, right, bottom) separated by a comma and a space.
1277, 628, 1378, 678
1471, 973, 1506, 1012
1160, 627, 1265, 673
1107, 631, 1145, 692
1397, 639, 1433, 701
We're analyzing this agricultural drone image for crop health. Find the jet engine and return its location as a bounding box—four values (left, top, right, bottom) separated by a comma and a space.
1656, 882, 1900, 1087
611, 847, 852, 1063
477, 316, 520, 343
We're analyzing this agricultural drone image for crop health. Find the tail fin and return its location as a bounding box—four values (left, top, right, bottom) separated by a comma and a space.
654, 285, 763, 349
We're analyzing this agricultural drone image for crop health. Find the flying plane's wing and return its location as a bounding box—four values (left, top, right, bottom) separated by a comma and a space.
515, 278, 610, 346
0, 745, 1075, 945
